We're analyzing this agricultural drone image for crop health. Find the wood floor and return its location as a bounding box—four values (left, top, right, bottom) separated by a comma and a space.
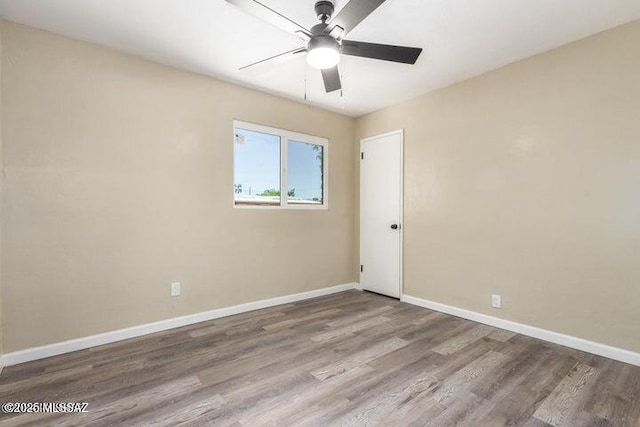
1, 290, 639, 426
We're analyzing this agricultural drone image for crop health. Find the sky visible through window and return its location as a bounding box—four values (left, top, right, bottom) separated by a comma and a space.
234, 128, 323, 204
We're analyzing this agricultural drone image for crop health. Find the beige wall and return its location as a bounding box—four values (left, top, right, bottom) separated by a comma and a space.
356, 20, 640, 353
1, 21, 357, 353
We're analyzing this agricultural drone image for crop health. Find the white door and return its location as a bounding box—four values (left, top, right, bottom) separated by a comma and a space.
360, 130, 403, 298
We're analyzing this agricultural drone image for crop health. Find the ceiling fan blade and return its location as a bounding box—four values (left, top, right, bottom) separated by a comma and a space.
321, 66, 342, 93
225, 0, 312, 40
341, 40, 422, 64
240, 47, 306, 71
324, 0, 387, 38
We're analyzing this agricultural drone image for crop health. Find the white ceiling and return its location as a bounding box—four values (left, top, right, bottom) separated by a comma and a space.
1, 1, 639, 117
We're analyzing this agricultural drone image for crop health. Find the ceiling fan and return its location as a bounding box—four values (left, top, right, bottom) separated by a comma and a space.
225, 0, 423, 93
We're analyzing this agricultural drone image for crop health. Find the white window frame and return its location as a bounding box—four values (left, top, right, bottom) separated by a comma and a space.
233, 120, 329, 210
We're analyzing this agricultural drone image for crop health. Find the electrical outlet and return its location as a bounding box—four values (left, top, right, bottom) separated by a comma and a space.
491, 294, 502, 309
171, 282, 181, 297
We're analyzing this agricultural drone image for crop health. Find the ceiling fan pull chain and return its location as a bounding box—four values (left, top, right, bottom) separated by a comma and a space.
304, 63, 308, 102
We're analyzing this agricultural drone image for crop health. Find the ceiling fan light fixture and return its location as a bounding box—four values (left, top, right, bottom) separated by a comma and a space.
306, 35, 340, 69
307, 47, 340, 69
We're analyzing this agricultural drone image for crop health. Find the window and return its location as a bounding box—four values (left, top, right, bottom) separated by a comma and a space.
234, 121, 328, 209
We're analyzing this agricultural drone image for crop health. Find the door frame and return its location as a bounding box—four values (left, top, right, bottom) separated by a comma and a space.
359, 129, 404, 298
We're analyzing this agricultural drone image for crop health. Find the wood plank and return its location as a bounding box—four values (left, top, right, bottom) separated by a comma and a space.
430, 350, 510, 406
311, 337, 409, 381
431, 324, 495, 355
118, 393, 226, 426
260, 308, 343, 331
254, 365, 375, 426
338, 370, 440, 425
533, 362, 598, 426
310, 315, 390, 342
57, 376, 204, 427
488, 329, 517, 342
326, 305, 394, 328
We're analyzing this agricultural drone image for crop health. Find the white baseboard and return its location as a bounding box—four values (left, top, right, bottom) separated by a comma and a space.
7, 286, 634, 368
1, 283, 360, 367
401, 294, 640, 367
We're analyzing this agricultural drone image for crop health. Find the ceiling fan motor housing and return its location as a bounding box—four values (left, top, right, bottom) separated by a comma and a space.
314, 0, 334, 22
307, 33, 339, 52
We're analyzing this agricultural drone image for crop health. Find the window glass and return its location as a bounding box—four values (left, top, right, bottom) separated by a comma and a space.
234, 128, 281, 206
288, 140, 324, 205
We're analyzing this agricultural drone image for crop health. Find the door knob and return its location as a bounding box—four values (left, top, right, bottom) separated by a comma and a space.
390, 224, 399, 230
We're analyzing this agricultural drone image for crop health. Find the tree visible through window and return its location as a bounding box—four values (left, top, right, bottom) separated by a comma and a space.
233, 121, 328, 208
